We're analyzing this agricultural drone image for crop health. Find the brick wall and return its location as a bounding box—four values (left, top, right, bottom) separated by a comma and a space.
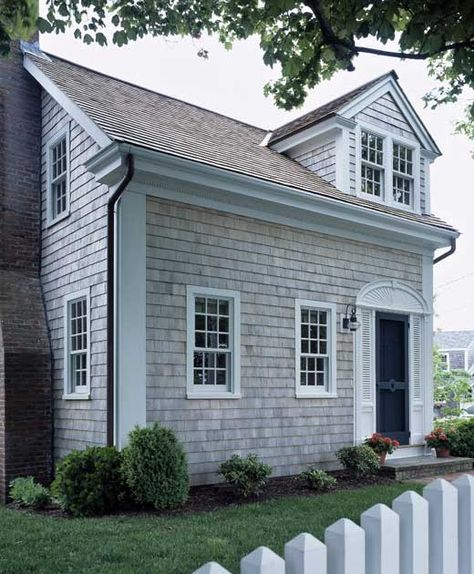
0, 40, 52, 501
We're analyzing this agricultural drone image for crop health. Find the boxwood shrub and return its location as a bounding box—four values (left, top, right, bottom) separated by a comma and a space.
121, 423, 189, 509
52, 446, 124, 516
336, 445, 380, 478
220, 453, 272, 497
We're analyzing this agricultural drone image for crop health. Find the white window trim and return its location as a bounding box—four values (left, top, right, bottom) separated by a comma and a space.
439, 352, 450, 371
295, 299, 337, 398
186, 286, 241, 399
46, 126, 71, 227
355, 122, 421, 214
63, 288, 91, 400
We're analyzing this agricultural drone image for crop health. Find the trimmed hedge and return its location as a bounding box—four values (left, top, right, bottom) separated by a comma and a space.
336, 445, 380, 478
52, 446, 124, 516
121, 423, 189, 509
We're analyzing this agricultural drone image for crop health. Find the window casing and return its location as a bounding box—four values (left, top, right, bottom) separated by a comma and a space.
186, 286, 240, 399
357, 126, 419, 211
295, 300, 337, 398
47, 129, 70, 225
64, 290, 90, 398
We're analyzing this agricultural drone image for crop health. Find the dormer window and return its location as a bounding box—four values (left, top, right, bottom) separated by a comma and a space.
392, 143, 413, 206
361, 131, 384, 198
358, 129, 418, 211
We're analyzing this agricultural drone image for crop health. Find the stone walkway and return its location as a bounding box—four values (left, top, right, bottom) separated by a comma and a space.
409, 469, 474, 485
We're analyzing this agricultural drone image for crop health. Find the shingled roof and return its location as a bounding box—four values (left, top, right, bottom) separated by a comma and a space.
435, 331, 474, 350
268, 71, 397, 145
27, 52, 456, 233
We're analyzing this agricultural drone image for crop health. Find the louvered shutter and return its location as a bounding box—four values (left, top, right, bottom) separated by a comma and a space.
360, 308, 374, 403
411, 315, 423, 402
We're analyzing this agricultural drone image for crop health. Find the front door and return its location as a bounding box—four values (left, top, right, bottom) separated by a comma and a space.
376, 312, 409, 445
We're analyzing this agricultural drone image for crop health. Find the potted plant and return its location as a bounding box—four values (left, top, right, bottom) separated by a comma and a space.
425, 428, 451, 458
364, 433, 400, 464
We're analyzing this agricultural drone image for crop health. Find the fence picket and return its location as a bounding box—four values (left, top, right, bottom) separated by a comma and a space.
192, 563, 232, 574
240, 546, 285, 574
424, 478, 458, 574
454, 474, 474, 574
392, 490, 429, 574
325, 518, 365, 574
361, 503, 399, 574
284, 532, 327, 574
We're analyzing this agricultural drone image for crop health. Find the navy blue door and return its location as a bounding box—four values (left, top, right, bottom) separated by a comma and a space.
376, 313, 409, 445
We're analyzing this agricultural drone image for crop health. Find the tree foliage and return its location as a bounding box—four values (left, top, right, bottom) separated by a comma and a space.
433, 348, 472, 415
2, 1, 474, 127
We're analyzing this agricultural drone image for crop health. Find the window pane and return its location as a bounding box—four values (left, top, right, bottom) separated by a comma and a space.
298, 306, 331, 392
192, 294, 232, 390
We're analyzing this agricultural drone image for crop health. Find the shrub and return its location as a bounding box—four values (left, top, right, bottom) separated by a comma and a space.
443, 418, 474, 458
336, 445, 380, 478
9, 477, 51, 509
121, 423, 189, 509
52, 446, 124, 516
220, 453, 272, 497
301, 468, 337, 492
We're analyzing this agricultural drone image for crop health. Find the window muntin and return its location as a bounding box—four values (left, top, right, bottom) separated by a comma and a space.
393, 144, 413, 175
392, 143, 414, 206
193, 296, 231, 388
50, 136, 68, 219
187, 287, 240, 398
300, 308, 328, 388
295, 300, 336, 397
360, 131, 384, 198
64, 292, 89, 396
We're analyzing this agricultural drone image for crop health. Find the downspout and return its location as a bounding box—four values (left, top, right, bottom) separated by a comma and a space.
433, 237, 456, 265
106, 153, 134, 446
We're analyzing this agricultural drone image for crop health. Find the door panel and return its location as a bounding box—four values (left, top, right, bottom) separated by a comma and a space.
376, 313, 409, 445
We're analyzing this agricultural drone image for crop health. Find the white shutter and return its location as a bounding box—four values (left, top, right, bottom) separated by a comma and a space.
360, 308, 374, 403
411, 315, 423, 401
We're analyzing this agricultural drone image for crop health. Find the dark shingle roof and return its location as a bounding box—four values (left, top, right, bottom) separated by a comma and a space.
434, 331, 474, 350
29, 53, 456, 233
268, 71, 397, 144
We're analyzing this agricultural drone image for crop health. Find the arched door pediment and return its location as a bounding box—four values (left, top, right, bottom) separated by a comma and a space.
356, 280, 430, 315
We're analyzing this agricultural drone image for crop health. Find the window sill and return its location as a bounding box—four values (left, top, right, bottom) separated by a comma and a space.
46, 210, 70, 229
62, 393, 91, 401
187, 391, 241, 400
295, 391, 338, 399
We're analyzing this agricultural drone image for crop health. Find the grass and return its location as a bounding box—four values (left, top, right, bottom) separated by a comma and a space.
0, 482, 422, 574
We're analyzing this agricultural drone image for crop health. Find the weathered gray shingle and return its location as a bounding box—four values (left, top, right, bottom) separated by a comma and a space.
435, 331, 474, 350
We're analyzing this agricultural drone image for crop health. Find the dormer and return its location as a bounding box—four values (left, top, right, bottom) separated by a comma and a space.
268, 72, 441, 216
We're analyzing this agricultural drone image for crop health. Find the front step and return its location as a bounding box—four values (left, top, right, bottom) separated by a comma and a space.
381, 455, 473, 480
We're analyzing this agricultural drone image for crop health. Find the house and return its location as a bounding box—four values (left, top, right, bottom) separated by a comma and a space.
0, 39, 459, 499
434, 330, 474, 374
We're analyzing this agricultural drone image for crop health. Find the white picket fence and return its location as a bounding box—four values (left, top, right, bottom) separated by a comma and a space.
192, 475, 474, 574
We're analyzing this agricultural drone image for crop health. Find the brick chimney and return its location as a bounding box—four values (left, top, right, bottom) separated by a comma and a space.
0, 39, 52, 501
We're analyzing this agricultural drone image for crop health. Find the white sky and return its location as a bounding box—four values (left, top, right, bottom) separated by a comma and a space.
39, 30, 474, 333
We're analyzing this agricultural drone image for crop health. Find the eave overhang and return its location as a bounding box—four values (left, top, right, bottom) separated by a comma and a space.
86, 142, 458, 254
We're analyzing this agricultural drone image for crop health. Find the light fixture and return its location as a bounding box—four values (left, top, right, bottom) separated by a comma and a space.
341, 304, 361, 333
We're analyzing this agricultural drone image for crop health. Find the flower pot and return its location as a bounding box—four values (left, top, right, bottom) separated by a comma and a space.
379, 452, 387, 465
435, 447, 450, 458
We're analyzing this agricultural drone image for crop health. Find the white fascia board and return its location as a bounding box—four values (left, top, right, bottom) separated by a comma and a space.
86, 143, 457, 251
270, 115, 356, 153
23, 56, 111, 149
338, 76, 441, 156
85, 141, 127, 185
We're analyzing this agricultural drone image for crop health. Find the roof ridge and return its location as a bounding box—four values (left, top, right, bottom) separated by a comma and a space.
39, 51, 269, 134
269, 70, 398, 143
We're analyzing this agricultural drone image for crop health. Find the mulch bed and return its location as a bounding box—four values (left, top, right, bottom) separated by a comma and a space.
9, 471, 398, 519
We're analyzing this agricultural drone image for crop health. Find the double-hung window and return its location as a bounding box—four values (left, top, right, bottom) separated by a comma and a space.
47, 130, 69, 224
295, 300, 337, 398
392, 143, 414, 206
361, 130, 384, 198
187, 286, 240, 399
64, 291, 90, 398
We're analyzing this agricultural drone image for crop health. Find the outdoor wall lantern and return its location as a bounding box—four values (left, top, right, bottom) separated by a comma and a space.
341, 304, 361, 333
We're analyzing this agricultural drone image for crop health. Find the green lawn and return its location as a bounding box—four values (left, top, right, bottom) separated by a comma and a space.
0, 482, 422, 574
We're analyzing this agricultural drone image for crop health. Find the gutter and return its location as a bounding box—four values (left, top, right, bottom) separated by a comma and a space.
106, 153, 134, 446
434, 238, 457, 265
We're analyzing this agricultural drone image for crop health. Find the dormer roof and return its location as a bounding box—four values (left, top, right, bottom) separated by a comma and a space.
268, 71, 441, 157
